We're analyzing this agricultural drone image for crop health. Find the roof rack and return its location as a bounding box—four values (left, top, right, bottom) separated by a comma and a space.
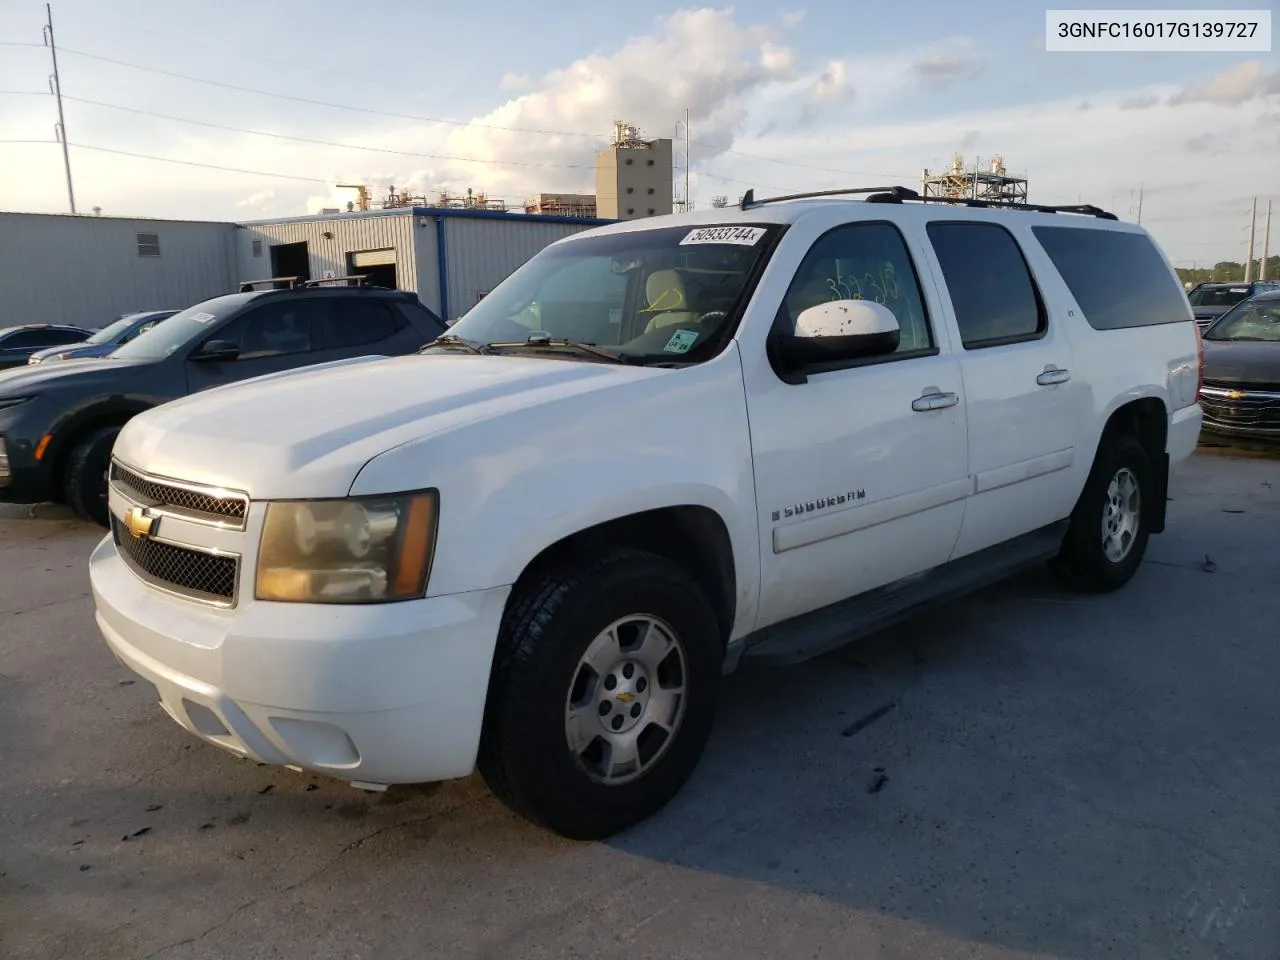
738, 185, 1118, 220
302, 275, 372, 288
238, 276, 301, 292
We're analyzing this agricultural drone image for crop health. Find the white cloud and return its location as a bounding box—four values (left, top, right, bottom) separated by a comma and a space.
1169, 60, 1280, 107
1119, 94, 1160, 111
235, 190, 276, 210
811, 60, 850, 102
780, 9, 805, 28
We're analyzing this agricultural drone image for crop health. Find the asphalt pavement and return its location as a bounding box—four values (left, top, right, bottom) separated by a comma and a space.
1, 447, 1277, 960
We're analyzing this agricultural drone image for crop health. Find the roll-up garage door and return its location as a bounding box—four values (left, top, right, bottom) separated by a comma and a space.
350, 248, 396, 268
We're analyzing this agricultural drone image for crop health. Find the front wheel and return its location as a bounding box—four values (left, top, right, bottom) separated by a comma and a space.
477, 548, 722, 840
63, 426, 120, 528
1052, 431, 1152, 592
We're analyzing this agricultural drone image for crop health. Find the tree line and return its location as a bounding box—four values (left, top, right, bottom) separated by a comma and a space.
1177, 256, 1280, 286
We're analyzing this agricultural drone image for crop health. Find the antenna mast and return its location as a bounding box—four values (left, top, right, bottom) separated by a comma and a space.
43, 2, 75, 214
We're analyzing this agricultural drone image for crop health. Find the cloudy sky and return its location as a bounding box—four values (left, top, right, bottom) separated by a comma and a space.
1, 0, 1277, 265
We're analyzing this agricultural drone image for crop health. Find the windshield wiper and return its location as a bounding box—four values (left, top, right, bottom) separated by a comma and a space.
485, 334, 632, 364
421, 334, 492, 355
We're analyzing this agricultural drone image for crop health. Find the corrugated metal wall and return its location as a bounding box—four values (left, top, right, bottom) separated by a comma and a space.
417, 215, 600, 322
0, 213, 236, 328
236, 212, 417, 290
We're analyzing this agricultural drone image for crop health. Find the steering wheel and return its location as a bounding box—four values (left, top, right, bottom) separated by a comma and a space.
695, 310, 729, 324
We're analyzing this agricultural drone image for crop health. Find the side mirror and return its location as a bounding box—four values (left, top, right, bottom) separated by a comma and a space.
775, 299, 900, 368
192, 340, 240, 362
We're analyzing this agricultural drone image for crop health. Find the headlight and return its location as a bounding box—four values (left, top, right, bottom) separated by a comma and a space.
255, 490, 438, 603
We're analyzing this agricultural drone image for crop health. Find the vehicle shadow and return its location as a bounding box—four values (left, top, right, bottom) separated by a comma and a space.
609, 562, 1278, 960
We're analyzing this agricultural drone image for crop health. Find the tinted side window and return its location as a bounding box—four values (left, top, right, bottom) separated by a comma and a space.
778, 221, 934, 354
392, 300, 445, 335
1032, 226, 1191, 330
321, 299, 405, 350
208, 300, 317, 359
927, 222, 1045, 348
1, 331, 41, 349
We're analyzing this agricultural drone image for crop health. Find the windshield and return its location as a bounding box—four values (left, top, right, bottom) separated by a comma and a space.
1189, 285, 1251, 308
112, 298, 244, 360
1205, 299, 1280, 341
439, 223, 780, 364
85, 316, 139, 345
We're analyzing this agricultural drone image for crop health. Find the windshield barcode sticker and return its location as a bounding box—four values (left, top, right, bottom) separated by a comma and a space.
191, 312, 216, 323
680, 226, 766, 246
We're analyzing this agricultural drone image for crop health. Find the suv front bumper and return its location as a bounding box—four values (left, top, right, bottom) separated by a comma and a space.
90, 534, 510, 785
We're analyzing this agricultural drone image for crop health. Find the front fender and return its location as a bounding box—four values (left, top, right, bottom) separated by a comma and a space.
349, 349, 761, 637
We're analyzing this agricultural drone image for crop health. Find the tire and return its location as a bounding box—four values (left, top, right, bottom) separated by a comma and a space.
63, 426, 120, 528
1052, 430, 1152, 592
477, 548, 722, 841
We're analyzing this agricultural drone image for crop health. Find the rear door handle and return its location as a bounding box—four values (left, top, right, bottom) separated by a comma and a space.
1036, 367, 1070, 386
912, 389, 959, 412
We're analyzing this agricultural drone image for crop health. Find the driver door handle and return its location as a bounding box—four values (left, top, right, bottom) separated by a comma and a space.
912, 389, 959, 412
1036, 367, 1071, 386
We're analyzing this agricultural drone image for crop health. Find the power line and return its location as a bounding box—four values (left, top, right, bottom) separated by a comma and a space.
53, 46, 612, 142
56, 95, 595, 169
39, 43, 914, 181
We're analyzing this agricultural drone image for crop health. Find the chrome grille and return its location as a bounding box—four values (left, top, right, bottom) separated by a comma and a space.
112, 516, 239, 604
110, 462, 248, 526
1199, 385, 1280, 432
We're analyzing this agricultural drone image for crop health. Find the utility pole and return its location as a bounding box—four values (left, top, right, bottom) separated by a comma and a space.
684, 107, 690, 213
1261, 199, 1272, 281
1136, 182, 1143, 224
43, 2, 75, 214
1244, 197, 1257, 282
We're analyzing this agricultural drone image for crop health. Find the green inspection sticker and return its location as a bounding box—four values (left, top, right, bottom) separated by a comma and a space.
663, 329, 699, 354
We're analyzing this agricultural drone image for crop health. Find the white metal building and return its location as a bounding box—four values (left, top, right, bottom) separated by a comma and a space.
0, 212, 236, 329
235, 206, 609, 323
1, 206, 611, 329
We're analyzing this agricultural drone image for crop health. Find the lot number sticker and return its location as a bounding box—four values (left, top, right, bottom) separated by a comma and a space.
191, 312, 216, 323
663, 329, 699, 353
680, 226, 766, 246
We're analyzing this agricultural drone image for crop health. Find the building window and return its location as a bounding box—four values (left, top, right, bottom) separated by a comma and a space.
647, 187, 655, 195
252, 239, 263, 258
626, 187, 634, 194
624, 158, 633, 165
647, 159, 655, 166
627, 208, 635, 215
648, 208, 655, 215
136, 232, 161, 258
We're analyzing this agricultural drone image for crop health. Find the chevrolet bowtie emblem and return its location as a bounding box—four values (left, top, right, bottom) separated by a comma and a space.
615, 691, 636, 704
123, 506, 156, 539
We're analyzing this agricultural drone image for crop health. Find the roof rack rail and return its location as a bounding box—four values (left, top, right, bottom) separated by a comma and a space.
914, 195, 1118, 220
302, 275, 371, 288
736, 184, 1117, 220
237, 276, 301, 292
740, 186, 918, 209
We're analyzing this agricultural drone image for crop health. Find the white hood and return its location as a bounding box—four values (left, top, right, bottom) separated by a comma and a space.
113, 353, 654, 499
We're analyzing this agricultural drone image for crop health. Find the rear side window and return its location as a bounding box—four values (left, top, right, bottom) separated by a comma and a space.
321, 299, 406, 349
392, 300, 446, 335
1033, 226, 1191, 329
926, 222, 1045, 348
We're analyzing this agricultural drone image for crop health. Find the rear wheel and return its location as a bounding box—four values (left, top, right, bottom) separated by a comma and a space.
478, 548, 722, 840
1053, 431, 1152, 592
63, 426, 120, 528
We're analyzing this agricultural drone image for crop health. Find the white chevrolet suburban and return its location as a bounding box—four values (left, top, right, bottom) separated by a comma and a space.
89, 187, 1204, 840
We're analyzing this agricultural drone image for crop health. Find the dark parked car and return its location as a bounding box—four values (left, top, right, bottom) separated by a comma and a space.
1198, 289, 1280, 440
1187, 280, 1280, 331
0, 324, 94, 369
27, 310, 179, 365
0, 281, 446, 525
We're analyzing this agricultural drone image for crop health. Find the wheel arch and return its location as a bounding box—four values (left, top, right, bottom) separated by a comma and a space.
45, 400, 151, 498
1093, 393, 1170, 533
508, 505, 740, 648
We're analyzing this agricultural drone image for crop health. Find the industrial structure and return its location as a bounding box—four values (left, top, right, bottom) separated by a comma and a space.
921, 154, 1028, 206
1, 205, 610, 329
524, 193, 598, 218
594, 122, 675, 221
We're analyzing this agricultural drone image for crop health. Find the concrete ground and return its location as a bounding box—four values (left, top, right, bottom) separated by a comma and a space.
1, 447, 1277, 960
